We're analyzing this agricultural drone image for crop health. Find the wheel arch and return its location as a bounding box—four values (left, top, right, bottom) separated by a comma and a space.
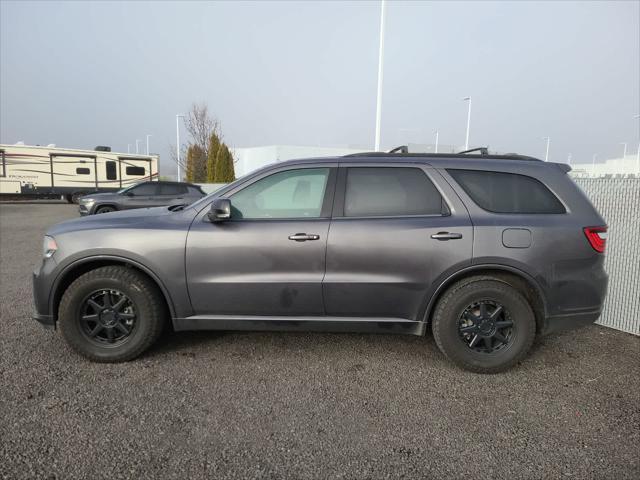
50, 256, 176, 324
422, 264, 547, 334
93, 203, 118, 213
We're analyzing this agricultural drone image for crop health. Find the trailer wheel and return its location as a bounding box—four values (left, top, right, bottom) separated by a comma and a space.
71, 192, 86, 204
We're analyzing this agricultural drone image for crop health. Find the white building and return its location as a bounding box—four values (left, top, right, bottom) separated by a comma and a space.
570, 154, 640, 178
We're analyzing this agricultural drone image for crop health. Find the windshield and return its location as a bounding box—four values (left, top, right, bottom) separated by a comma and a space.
117, 184, 138, 194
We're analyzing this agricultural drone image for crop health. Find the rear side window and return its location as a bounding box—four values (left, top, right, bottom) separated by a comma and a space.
344, 167, 446, 217
106, 161, 117, 180
448, 169, 565, 214
159, 184, 188, 195
126, 166, 146, 176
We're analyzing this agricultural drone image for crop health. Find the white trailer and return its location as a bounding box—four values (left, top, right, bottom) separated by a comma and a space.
0, 144, 159, 202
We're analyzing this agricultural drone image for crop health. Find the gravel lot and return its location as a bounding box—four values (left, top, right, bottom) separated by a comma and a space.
1, 202, 639, 479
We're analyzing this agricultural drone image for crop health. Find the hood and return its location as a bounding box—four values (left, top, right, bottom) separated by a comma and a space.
47, 206, 190, 236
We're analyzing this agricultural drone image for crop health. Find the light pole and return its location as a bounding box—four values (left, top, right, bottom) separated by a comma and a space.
374, 0, 386, 152
542, 137, 550, 162
434, 130, 439, 153
592, 154, 597, 177
567, 153, 572, 165
176, 114, 185, 182
463, 97, 471, 150
619, 142, 627, 159
135, 139, 141, 154
635, 115, 640, 175
127, 144, 131, 154
146, 134, 152, 155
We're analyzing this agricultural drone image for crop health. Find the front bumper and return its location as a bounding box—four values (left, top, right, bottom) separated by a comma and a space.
78, 204, 91, 216
32, 261, 57, 329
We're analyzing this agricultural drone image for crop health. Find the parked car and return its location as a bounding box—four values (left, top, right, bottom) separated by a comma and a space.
33, 149, 608, 372
78, 181, 205, 215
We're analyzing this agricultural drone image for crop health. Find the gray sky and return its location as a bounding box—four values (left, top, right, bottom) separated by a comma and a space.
1, 0, 638, 175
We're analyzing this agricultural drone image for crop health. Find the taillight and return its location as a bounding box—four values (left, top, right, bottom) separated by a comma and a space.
583, 226, 607, 253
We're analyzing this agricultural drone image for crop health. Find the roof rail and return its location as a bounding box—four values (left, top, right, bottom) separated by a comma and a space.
388, 145, 409, 154
458, 147, 489, 155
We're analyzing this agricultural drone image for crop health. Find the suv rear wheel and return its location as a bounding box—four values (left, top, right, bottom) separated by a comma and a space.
432, 276, 536, 373
58, 266, 166, 362
95, 205, 116, 214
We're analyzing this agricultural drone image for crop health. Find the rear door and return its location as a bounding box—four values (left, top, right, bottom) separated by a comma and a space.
158, 183, 189, 206
323, 164, 473, 320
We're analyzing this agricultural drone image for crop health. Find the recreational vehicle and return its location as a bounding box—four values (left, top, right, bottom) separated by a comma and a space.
0, 144, 159, 203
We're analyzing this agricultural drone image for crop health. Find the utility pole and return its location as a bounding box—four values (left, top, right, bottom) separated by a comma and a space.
543, 137, 550, 162
434, 130, 439, 154
146, 134, 152, 155
374, 0, 386, 152
176, 114, 185, 182
463, 97, 472, 150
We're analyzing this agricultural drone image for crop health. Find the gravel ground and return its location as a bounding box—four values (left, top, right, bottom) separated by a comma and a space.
1, 202, 639, 479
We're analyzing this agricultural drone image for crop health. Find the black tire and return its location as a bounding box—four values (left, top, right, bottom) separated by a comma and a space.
70, 192, 86, 204
58, 266, 166, 362
95, 205, 116, 214
432, 276, 536, 374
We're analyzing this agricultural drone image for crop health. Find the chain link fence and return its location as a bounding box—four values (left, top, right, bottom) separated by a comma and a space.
574, 178, 640, 335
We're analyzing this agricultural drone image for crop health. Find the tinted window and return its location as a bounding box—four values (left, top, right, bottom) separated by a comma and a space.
448, 169, 565, 214
344, 167, 445, 217
129, 183, 157, 195
76, 167, 90, 175
126, 166, 146, 176
106, 161, 117, 180
231, 168, 329, 219
159, 184, 188, 195
188, 185, 205, 196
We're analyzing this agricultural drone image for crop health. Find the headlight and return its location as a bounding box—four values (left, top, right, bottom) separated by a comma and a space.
43, 235, 58, 258
80, 197, 95, 205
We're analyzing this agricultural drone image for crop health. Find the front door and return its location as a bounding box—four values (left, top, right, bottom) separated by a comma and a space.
120, 182, 159, 209
323, 165, 473, 321
186, 165, 337, 316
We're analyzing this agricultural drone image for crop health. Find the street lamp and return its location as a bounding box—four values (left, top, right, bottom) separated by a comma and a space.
463, 97, 471, 150
567, 153, 572, 165
135, 139, 141, 154
146, 134, 152, 155
542, 137, 550, 162
374, 0, 386, 152
434, 130, 439, 154
127, 144, 131, 154
176, 114, 185, 182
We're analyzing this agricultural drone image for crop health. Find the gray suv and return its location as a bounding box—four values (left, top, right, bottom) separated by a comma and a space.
78, 181, 205, 215
33, 151, 608, 372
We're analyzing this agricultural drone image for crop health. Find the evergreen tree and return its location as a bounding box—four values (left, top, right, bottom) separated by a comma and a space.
185, 144, 206, 182
214, 143, 236, 182
206, 133, 222, 183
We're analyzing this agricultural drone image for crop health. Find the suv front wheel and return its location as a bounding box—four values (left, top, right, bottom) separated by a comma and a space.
58, 266, 166, 362
432, 276, 536, 373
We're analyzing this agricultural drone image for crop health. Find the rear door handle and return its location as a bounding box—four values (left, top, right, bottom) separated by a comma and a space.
431, 232, 463, 241
288, 233, 320, 242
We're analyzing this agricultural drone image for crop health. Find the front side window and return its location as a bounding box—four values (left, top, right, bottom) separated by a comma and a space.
126, 166, 146, 176
447, 169, 565, 214
230, 168, 330, 219
159, 184, 188, 195
129, 183, 157, 196
344, 167, 446, 217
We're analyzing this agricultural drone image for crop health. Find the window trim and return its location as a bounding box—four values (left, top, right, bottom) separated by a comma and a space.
333, 165, 451, 219
224, 166, 337, 221
446, 168, 567, 215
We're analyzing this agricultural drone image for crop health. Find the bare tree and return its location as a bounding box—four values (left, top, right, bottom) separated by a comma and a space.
184, 103, 219, 159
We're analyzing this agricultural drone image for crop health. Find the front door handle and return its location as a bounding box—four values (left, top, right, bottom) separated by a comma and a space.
431, 232, 463, 241
288, 233, 320, 242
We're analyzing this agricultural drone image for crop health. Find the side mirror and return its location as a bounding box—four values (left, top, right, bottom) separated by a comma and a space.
208, 198, 231, 222
125, 191, 134, 197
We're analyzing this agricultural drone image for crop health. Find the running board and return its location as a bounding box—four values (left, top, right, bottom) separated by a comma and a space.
173, 315, 426, 336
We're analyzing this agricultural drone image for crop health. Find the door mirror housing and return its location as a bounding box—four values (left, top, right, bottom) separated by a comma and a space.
208, 198, 231, 222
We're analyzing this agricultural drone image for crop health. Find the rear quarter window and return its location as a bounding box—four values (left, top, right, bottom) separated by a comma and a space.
447, 169, 565, 214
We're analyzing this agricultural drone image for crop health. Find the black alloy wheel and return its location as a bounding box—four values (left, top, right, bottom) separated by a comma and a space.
79, 289, 137, 346
458, 300, 514, 353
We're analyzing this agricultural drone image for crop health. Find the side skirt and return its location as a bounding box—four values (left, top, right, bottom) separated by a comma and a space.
173, 315, 426, 336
